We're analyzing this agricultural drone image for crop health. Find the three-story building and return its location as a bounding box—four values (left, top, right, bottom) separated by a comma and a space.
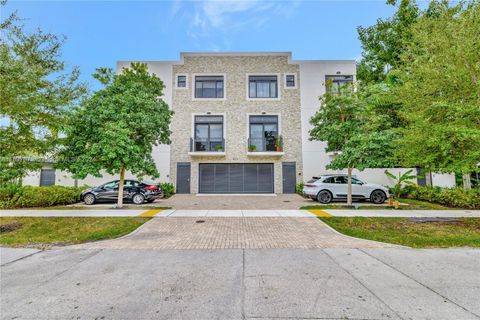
24, 52, 455, 190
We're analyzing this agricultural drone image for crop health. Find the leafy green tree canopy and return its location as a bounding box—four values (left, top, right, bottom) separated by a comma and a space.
57, 62, 173, 207
395, 1, 480, 174
0, 3, 86, 185
357, 0, 420, 83
310, 83, 397, 205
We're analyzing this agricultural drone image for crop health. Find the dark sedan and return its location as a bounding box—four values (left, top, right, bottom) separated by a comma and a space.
81, 180, 164, 205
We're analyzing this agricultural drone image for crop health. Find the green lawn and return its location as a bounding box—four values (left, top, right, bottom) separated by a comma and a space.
319, 217, 480, 248
0, 217, 149, 248
301, 198, 452, 210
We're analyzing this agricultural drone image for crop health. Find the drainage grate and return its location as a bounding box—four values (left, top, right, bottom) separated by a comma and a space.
283, 200, 291, 203
195, 220, 206, 224
408, 217, 460, 223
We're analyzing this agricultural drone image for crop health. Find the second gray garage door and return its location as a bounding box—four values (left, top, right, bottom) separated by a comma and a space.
199, 163, 274, 193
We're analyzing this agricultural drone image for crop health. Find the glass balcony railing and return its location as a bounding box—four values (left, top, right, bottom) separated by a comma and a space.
190, 138, 225, 152
248, 137, 283, 152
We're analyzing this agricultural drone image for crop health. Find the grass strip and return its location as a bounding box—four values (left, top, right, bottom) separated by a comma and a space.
0, 217, 149, 248
319, 217, 480, 248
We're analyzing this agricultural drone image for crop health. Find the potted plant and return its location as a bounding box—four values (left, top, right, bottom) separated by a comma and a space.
248, 145, 257, 152
384, 169, 418, 209
275, 135, 283, 152
215, 144, 223, 152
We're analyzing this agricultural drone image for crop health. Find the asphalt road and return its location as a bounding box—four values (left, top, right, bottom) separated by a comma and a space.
1, 247, 479, 320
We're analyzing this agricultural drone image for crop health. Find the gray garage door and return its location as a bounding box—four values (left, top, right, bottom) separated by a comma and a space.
199, 163, 274, 194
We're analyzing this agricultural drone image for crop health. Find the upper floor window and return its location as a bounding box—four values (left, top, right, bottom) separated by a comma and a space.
176, 75, 187, 88
285, 74, 296, 88
195, 76, 224, 99
249, 75, 278, 99
249, 115, 278, 152
193, 115, 224, 152
325, 75, 354, 93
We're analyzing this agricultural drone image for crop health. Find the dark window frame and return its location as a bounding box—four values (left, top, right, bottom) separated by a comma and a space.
249, 115, 279, 152
177, 75, 187, 88
194, 115, 224, 152
325, 75, 354, 93
194, 75, 224, 99
285, 74, 296, 88
248, 75, 278, 99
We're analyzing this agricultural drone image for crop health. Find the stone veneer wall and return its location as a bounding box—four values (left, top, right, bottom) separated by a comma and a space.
170, 55, 303, 193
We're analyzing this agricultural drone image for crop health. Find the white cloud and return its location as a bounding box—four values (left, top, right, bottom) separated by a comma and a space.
174, 0, 299, 49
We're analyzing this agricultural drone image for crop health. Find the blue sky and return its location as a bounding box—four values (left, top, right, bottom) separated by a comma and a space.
2, 0, 399, 89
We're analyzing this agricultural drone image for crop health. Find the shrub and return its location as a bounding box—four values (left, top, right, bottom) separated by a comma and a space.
296, 182, 306, 197
160, 182, 175, 198
0, 185, 83, 209
405, 186, 480, 209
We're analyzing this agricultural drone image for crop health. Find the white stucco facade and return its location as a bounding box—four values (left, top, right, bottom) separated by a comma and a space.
22, 52, 456, 189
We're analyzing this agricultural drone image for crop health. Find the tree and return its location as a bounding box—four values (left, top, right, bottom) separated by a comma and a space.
0, 2, 86, 185
394, 1, 480, 188
310, 83, 396, 205
384, 169, 417, 199
357, 0, 420, 83
56, 63, 172, 207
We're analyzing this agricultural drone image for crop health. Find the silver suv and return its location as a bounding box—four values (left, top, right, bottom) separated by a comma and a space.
303, 174, 389, 204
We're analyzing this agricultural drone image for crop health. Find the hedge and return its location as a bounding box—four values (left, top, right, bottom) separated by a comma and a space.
0, 185, 84, 209
159, 182, 175, 198
405, 186, 480, 209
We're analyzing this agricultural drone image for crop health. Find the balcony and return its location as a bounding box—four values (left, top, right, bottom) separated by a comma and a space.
247, 137, 284, 157
188, 138, 226, 156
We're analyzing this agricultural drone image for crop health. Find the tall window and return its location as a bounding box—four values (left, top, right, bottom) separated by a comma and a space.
194, 116, 224, 152
195, 76, 224, 98
249, 115, 278, 151
249, 75, 278, 98
325, 75, 353, 93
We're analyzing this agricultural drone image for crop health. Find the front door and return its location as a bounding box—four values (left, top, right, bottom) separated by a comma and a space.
282, 162, 296, 193
176, 162, 191, 194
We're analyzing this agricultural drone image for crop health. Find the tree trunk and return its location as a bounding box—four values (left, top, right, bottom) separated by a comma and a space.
463, 173, 472, 190
117, 166, 125, 208
347, 167, 353, 206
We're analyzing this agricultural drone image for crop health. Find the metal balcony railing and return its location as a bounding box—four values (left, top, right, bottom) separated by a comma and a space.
190, 138, 225, 152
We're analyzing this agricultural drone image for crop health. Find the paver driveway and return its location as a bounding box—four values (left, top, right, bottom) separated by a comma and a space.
75, 217, 395, 250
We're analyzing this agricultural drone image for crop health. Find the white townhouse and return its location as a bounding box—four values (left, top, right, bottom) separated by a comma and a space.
23, 52, 455, 191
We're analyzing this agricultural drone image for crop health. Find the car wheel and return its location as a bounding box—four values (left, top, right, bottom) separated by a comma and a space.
370, 190, 387, 204
317, 190, 333, 204
132, 193, 145, 205
83, 193, 96, 205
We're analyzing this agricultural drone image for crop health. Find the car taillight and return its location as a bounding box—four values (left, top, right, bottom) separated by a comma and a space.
304, 184, 316, 187
145, 185, 158, 191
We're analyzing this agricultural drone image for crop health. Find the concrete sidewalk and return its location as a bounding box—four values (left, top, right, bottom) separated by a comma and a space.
1, 208, 479, 217
321, 209, 480, 218
2, 247, 479, 319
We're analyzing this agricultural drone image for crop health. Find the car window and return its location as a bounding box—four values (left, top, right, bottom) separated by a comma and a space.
352, 178, 363, 185
323, 177, 334, 183
124, 180, 139, 187
103, 181, 118, 189
333, 176, 347, 184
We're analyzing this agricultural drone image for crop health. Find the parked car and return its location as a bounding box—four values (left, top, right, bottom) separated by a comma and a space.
303, 174, 389, 204
81, 180, 164, 205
